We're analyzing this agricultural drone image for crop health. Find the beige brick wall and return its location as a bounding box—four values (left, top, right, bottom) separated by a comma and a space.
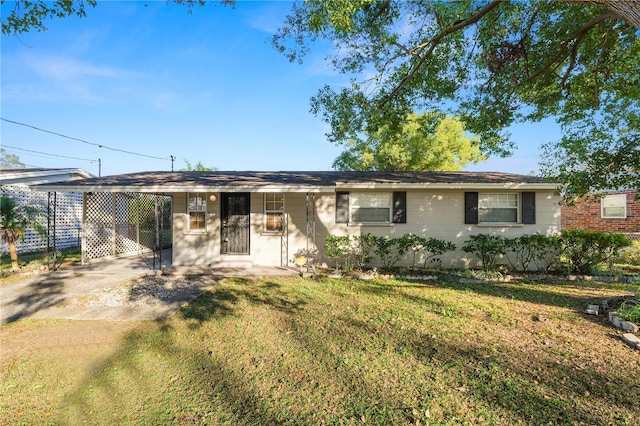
172, 189, 561, 268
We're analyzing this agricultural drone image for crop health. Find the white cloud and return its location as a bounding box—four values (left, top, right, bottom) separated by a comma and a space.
21, 53, 142, 81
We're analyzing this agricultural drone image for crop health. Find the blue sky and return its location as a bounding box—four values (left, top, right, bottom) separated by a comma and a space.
1, 0, 560, 177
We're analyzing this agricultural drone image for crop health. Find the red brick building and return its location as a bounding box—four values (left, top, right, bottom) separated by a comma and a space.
561, 190, 639, 238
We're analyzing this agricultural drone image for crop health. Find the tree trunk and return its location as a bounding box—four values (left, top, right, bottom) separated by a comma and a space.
8, 240, 19, 270
565, 0, 640, 28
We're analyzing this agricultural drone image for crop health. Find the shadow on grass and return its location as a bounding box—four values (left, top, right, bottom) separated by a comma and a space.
59, 277, 639, 425
420, 278, 635, 310
178, 279, 307, 327
60, 277, 310, 424
333, 311, 639, 424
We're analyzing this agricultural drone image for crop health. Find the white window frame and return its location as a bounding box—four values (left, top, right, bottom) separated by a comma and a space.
264, 193, 285, 233
601, 194, 626, 219
350, 192, 392, 224
478, 193, 520, 224
187, 193, 207, 232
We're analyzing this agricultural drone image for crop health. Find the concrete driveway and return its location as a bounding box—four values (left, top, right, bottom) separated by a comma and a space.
1, 253, 298, 323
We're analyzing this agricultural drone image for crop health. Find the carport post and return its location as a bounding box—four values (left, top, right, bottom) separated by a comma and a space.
136, 193, 141, 254
81, 193, 87, 264
154, 194, 160, 270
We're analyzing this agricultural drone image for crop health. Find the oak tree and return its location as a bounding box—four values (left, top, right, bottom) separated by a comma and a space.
274, 0, 640, 199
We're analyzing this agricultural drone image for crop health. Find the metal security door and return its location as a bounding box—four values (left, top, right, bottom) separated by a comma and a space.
221, 193, 250, 254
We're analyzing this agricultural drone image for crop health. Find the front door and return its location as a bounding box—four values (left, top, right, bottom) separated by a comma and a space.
221, 193, 250, 254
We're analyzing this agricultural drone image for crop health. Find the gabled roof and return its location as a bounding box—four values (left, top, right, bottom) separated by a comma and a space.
32, 170, 558, 193
1, 168, 94, 186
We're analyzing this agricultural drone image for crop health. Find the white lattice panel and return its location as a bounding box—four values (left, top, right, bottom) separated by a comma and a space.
115, 193, 139, 254
0, 185, 82, 255
83, 192, 172, 261
85, 192, 114, 260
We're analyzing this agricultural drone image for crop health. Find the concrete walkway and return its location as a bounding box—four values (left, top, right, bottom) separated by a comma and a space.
1, 253, 298, 323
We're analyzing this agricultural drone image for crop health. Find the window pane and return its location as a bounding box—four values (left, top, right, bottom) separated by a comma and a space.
479, 208, 517, 223
350, 192, 391, 223
266, 212, 283, 231
188, 195, 205, 211
352, 207, 390, 223
352, 193, 390, 208
602, 195, 626, 218
603, 206, 625, 218
479, 193, 518, 223
189, 212, 205, 230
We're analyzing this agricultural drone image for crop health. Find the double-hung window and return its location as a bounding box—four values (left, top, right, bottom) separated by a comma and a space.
264, 193, 285, 232
350, 192, 392, 223
478, 193, 519, 223
188, 193, 206, 231
336, 192, 406, 224
601, 194, 626, 218
465, 192, 535, 225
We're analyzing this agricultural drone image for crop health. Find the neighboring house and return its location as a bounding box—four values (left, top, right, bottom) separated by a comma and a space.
562, 190, 639, 239
35, 171, 561, 268
0, 168, 93, 254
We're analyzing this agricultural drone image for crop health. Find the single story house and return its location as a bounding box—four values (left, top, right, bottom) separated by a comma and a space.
1, 168, 93, 254
562, 190, 639, 240
35, 171, 561, 269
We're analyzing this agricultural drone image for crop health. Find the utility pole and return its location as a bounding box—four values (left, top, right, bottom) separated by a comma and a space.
98, 158, 101, 177
170, 155, 175, 172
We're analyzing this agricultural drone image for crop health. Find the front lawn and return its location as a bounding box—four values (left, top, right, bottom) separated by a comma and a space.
1, 276, 639, 425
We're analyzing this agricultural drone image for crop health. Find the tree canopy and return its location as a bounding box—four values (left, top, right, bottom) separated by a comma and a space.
274, 0, 640, 199
180, 160, 218, 172
0, 148, 26, 169
333, 112, 485, 171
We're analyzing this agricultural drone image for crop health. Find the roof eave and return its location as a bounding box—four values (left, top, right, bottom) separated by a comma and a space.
33, 182, 559, 193
31, 184, 338, 193
335, 182, 559, 190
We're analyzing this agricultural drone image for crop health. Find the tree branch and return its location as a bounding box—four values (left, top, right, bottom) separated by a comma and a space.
524, 12, 616, 86
592, 19, 615, 107
379, 0, 502, 107
563, 0, 640, 28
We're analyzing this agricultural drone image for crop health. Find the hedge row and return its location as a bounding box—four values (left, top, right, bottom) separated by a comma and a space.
323, 230, 631, 274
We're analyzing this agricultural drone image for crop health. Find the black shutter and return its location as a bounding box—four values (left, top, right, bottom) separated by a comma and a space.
336, 192, 350, 223
522, 192, 536, 224
392, 191, 407, 223
465, 192, 479, 224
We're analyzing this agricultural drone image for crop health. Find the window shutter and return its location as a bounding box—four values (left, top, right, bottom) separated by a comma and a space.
336, 192, 350, 223
522, 192, 536, 224
392, 191, 407, 223
465, 192, 479, 224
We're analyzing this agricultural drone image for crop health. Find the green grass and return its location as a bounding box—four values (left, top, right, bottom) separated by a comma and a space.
0, 246, 81, 275
1, 277, 639, 425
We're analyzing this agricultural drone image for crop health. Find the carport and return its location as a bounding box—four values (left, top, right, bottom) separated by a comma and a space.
38, 188, 172, 268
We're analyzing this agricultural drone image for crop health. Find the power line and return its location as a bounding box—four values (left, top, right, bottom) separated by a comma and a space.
1, 117, 171, 161
3, 144, 97, 163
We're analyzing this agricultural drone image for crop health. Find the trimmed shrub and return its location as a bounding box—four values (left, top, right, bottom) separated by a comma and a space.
561, 230, 631, 274
325, 235, 355, 271
403, 234, 428, 269
372, 235, 412, 269
352, 233, 377, 270
462, 234, 506, 271
503, 234, 561, 272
